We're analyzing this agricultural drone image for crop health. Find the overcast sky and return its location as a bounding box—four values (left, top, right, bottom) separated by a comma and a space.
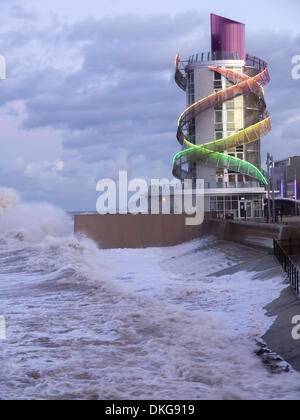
0, 0, 299, 210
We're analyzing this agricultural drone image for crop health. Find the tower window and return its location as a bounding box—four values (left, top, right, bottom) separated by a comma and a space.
188, 118, 196, 144
214, 71, 222, 90
215, 110, 223, 123
214, 71, 222, 81
187, 70, 195, 105
227, 110, 235, 123
215, 131, 223, 140
226, 100, 235, 109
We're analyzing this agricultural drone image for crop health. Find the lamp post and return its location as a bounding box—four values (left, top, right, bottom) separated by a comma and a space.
266, 153, 276, 223
295, 172, 298, 217
266, 153, 272, 223
271, 157, 276, 223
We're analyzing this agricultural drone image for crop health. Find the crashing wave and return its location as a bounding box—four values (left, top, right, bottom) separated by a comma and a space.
0, 188, 19, 216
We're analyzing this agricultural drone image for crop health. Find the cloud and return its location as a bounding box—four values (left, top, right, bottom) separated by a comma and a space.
246, 30, 300, 161
0, 5, 299, 209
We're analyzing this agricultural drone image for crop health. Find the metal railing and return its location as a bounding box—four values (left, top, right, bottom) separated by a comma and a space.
274, 239, 300, 297
205, 181, 262, 189
188, 51, 241, 64
246, 54, 268, 73
186, 52, 267, 71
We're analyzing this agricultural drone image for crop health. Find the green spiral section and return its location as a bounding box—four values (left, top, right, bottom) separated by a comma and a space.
173, 55, 270, 185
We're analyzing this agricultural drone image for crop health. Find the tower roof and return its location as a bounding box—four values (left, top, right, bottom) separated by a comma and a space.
211, 13, 246, 60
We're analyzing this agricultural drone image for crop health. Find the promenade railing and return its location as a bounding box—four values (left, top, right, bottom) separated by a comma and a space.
274, 239, 300, 297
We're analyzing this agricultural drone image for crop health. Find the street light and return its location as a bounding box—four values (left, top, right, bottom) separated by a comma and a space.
266, 153, 271, 223
266, 153, 276, 223
271, 157, 276, 223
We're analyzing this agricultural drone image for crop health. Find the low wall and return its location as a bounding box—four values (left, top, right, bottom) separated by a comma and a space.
74, 214, 300, 251
221, 220, 281, 241
74, 214, 204, 249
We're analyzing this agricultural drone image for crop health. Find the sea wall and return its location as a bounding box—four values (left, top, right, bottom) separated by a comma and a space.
218, 220, 281, 241
74, 214, 204, 249
74, 214, 300, 250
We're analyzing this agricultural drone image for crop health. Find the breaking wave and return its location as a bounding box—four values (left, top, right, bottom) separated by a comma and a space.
0, 188, 19, 216
0, 189, 300, 400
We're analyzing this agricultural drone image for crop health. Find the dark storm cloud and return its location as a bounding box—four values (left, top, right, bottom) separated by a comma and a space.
15, 12, 207, 139
0, 10, 299, 185
247, 30, 300, 160
0, 12, 208, 184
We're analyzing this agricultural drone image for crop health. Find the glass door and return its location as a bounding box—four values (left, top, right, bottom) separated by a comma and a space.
239, 201, 252, 219
246, 201, 252, 218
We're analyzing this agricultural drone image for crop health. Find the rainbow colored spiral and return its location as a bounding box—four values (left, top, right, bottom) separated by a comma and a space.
173, 54, 270, 185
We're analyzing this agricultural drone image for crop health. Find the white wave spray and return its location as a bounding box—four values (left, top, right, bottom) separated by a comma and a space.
0, 189, 300, 400
0, 188, 19, 216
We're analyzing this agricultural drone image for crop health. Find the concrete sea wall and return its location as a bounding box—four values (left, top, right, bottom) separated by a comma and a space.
74, 214, 204, 249
74, 214, 300, 250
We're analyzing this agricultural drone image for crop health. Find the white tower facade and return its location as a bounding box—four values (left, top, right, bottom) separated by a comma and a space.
173, 15, 271, 219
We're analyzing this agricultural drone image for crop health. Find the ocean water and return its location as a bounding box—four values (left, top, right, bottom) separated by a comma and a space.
0, 188, 300, 400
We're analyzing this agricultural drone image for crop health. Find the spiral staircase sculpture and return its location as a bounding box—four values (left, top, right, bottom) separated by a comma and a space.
173, 53, 270, 185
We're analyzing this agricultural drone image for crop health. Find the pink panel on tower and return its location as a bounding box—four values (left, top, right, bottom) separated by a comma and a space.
211, 13, 246, 60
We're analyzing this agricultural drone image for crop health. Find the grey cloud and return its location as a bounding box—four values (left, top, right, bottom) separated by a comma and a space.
246, 30, 300, 162
0, 7, 299, 209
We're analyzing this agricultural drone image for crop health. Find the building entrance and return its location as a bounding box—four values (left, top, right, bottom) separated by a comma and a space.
239, 200, 252, 219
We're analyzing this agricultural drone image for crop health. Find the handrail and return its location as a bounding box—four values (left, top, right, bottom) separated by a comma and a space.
173, 52, 270, 183
274, 239, 300, 297
188, 51, 241, 64
174, 54, 187, 91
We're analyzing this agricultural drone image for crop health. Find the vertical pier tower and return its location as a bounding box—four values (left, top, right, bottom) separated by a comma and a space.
173, 14, 271, 219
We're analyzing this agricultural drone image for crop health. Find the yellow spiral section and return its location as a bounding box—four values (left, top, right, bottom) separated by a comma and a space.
173, 54, 271, 185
